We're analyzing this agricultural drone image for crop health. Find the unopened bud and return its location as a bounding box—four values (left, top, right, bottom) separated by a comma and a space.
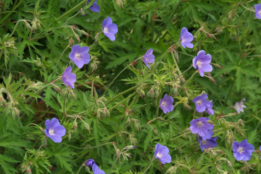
42, 137, 47, 147
68, 132, 72, 141
24, 20, 31, 30
104, 108, 110, 117
86, 159, 95, 167
68, 38, 74, 47
79, 30, 91, 37
94, 32, 100, 43
26, 168, 32, 174
80, 8, 85, 16
238, 119, 244, 127
180, 75, 185, 84
147, 88, 154, 98
116, 0, 125, 8
136, 87, 145, 97
73, 121, 77, 132
126, 145, 135, 150
74, 34, 81, 43
211, 63, 223, 69
32, 21, 37, 30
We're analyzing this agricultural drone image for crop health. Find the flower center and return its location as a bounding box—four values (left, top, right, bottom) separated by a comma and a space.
259, 10, 261, 16
196, 61, 203, 67
75, 53, 81, 59
197, 121, 203, 127
156, 153, 163, 158
161, 101, 167, 107
103, 27, 109, 33
49, 129, 55, 136
196, 100, 202, 105
201, 140, 207, 145
237, 147, 244, 154
181, 37, 186, 42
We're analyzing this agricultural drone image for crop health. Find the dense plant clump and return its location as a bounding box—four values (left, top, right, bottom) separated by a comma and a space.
0, 0, 261, 173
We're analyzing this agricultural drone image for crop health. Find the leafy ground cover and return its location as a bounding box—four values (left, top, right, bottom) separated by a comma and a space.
0, 0, 261, 173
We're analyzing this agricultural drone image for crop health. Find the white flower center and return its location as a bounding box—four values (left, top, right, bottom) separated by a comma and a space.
181, 37, 186, 42
49, 129, 55, 136
237, 147, 244, 153
197, 121, 203, 127
196, 61, 203, 67
161, 101, 167, 107
259, 10, 261, 16
75, 53, 81, 59
156, 153, 162, 158
103, 27, 109, 33
196, 100, 202, 105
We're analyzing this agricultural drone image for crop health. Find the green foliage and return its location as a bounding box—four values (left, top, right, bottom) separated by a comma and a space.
0, 0, 261, 173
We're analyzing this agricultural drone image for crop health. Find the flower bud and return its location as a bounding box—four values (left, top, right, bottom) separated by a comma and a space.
24, 20, 32, 30
42, 137, 47, 147
180, 75, 185, 84
68, 38, 74, 47
238, 119, 244, 127
86, 159, 95, 167
73, 120, 77, 132
136, 87, 145, 97
126, 145, 135, 150
26, 168, 32, 174
147, 88, 154, 98
116, 0, 125, 8
74, 34, 81, 43
94, 32, 100, 43
68, 132, 72, 141
80, 8, 85, 16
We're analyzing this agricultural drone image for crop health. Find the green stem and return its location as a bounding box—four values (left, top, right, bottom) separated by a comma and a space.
0, 0, 24, 25
109, 92, 136, 111
76, 164, 84, 174
176, 50, 194, 57
56, 0, 95, 21
171, 51, 181, 75
225, 28, 243, 104
106, 57, 141, 90
54, 46, 69, 69
105, 85, 140, 105
182, 65, 193, 75
192, 150, 206, 171
184, 71, 197, 86
172, 131, 191, 141
10, 20, 23, 36
154, 0, 183, 42
142, 157, 155, 174
109, 157, 118, 173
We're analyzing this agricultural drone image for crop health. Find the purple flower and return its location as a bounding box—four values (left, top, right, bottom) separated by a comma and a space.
232, 139, 254, 161
45, 118, 66, 143
159, 94, 174, 114
69, 45, 90, 68
87, 0, 100, 13
198, 136, 218, 151
86, 159, 95, 167
62, 66, 76, 89
206, 100, 214, 115
234, 99, 246, 114
92, 163, 105, 174
190, 117, 214, 140
180, 27, 193, 49
192, 50, 213, 77
143, 48, 155, 69
192, 94, 210, 113
255, 3, 261, 19
154, 143, 171, 164
102, 17, 118, 41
